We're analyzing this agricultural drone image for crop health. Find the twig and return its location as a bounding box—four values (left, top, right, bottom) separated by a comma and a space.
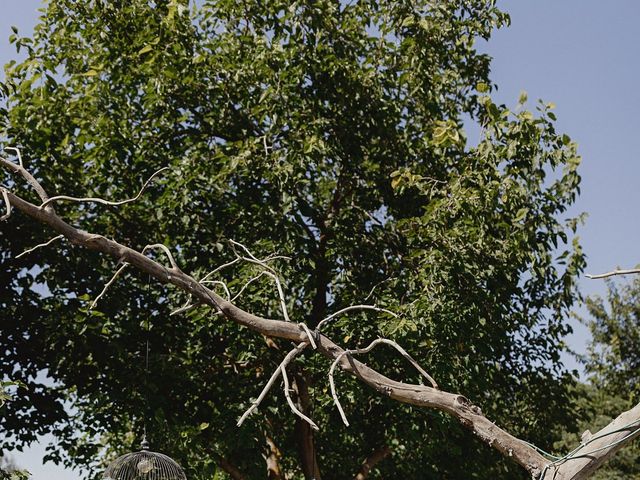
364, 279, 390, 302
281, 363, 319, 431
230, 271, 269, 302
227, 240, 292, 322
586, 268, 640, 279
329, 338, 438, 426
229, 239, 263, 264
170, 297, 200, 316
298, 323, 317, 349
237, 342, 307, 427
199, 257, 240, 283
1, 189, 11, 221
263, 270, 291, 322
39, 167, 169, 209
4, 147, 23, 168
142, 243, 179, 270
16, 234, 64, 258
316, 305, 398, 332
0, 150, 51, 205
200, 279, 231, 300
90, 262, 129, 309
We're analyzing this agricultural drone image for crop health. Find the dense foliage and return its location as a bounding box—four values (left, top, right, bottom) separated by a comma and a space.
552, 384, 640, 480
1, 0, 585, 478
584, 277, 640, 403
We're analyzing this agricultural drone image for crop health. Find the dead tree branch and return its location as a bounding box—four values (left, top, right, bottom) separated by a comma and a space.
237, 342, 308, 427
329, 338, 438, 427
4, 161, 639, 479
16, 234, 64, 259
39, 167, 169, 210
586, 268, 640, 279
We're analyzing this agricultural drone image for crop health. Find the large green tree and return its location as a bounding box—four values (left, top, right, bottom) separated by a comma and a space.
0, 0, 589, 478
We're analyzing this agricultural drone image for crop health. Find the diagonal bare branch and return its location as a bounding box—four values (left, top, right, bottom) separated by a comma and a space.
281, 362, 319, 431
16, 234, 64, 258
90, 262, 129, 309
237, 342, 308, 427
39, 167, 169, 210
0, 183, 561, 478
586, 268, 640, 279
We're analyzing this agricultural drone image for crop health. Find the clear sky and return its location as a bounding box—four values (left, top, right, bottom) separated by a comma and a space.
2, 1, 640, 478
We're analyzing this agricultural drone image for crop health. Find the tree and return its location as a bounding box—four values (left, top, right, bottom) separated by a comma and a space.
552, 384, 640, 480
0, 387, 30, 480
1, 0, 637, 479
583, 275, 640, 402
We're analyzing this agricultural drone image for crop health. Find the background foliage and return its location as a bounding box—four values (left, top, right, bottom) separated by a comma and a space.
1, 0, 586, 478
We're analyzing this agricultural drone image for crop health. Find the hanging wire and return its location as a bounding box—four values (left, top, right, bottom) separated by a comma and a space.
142, 274, 152, 449
532, 418, 640, 478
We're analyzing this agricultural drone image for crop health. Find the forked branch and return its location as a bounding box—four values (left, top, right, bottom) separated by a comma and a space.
4, 159, 639, 480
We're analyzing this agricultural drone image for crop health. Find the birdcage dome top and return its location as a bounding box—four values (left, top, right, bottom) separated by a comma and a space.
103, 445, 186, 480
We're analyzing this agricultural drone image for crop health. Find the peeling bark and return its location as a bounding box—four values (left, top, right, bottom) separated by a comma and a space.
293, 371, 321, 480
265, 435, 283, 480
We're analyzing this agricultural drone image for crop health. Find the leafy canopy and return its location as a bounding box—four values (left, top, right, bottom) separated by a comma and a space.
1, 0, 584, 478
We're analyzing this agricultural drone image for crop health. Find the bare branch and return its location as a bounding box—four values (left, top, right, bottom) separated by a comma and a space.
230, 271, 269, 302
200, 279, 231, 300
330, 338, 438, 427
4, 147, 24, 168
1, 185, 553, 477
39, 167, 169, 210
586, 268, 640, 279
229, 239, 265, 264
141, 243, 179, 271
1, 189, 11, 221
316, 305, 398, 333
237, 342, 308, 427
281, 363, 319, 431
298, 323, 317, 349
90, 262, 129, 309
199, 257, 240, 283
265, 271, 291, 322
0, 152, 51, 207
16, 234, 64, 258
170, 299, 200, 316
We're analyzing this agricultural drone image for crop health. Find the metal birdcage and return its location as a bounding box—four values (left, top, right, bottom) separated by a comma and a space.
103, 439, 187, 480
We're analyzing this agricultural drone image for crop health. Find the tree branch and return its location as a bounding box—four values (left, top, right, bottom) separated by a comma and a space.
354, 445, 391, 480
2, 187, 551, 477
586, 268, 640, 279
213, 454, 246, 480
540, 402, 640, 479
265, 435, 283, 480
293, 371, 322, 480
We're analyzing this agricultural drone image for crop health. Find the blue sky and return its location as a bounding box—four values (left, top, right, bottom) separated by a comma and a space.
2, 1, 639, 478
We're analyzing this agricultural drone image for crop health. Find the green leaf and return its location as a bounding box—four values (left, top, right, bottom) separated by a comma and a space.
138, 45, 154, 55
